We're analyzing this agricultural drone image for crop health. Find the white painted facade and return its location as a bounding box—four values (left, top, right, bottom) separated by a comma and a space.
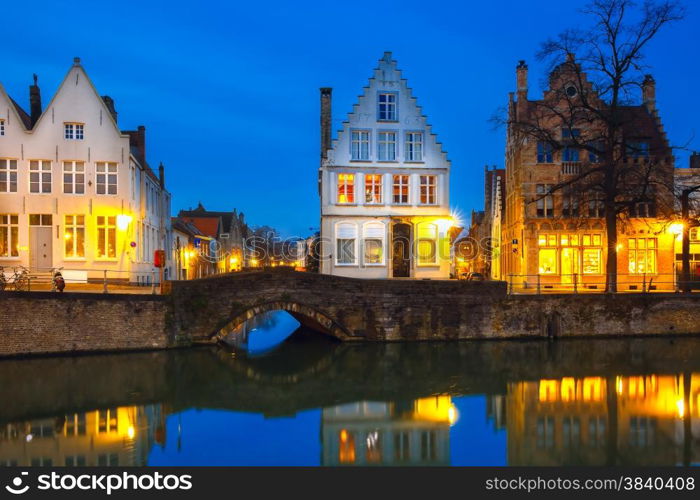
319, 52, 452, 279
0, 58, 171, 283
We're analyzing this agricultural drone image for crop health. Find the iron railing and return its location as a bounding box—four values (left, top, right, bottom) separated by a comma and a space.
506, 273, 700, 294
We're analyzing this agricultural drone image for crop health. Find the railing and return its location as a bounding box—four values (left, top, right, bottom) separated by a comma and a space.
506, 273, 699, 294
561, 161, 581, 175
0, 267, 165, 294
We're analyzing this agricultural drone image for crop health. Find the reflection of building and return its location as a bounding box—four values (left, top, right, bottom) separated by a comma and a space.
0, 58, 172, 284
321, 397, 456, 466
674, 154, 700, 282
319, 52, 456, 279
0, 405, 165, 466
503, 374, 699, 465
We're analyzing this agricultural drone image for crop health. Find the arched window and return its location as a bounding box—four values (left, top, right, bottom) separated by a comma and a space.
335, 222, 357, 265
363, 221, 385, 265
416, 223, 438, 265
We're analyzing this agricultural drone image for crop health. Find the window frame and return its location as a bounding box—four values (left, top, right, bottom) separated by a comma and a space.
336, 173, 356, 204
29, 160, 52, 194
416, 222, 438, 266
377, 91, 398, 122
350, 129, 371, 161
405, 131, 424, 162
419, 175, 438, 205
536, 184, 553, 218
335, 222, 358, 266
0, 214, 19, 258
0, 119, 5, 136
63, 160, 85, 195
96, 215, 117, 260
362, 221, 386, 266
364, 174, 383, 205
64, 214, 86, 259
64, 122, 85, 140
628, 237, 658, 275
537, 142, 553, 163
377, 130, 397, 162
95, 162, 118, 195
392, 174, 410, 205
0, 159, 18, 193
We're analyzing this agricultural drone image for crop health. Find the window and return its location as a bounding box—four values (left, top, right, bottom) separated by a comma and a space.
64, 123, 84, 140
377, 131, 397, 161
337, 173, 355, 204
691, 228, 699, 242
626, 141, 650, 159
63, 161, 85, 194
419, 175, 437, 205
588, 142, 603, 163
365, 431, 382, 463
98, 408, 119, 433
628, 238, 657, 274
0, 159, 17, 192
537, 142, 553, 163
582, 248, 601, 274
562, 128, 581, 139
65, 456, 87, 466
0, 214, 19, 257
336, 223, 357, 265
417, 223, 438, 265
394, 432, 411, 461
29, 160, 52, 193
421, 431, 437, 461
562, 188, 579, 217
364, 174, 382, 204
536, 184, 553, 217
538, 249, 557, 274
351, 130, 370, 160
96, 162, 118, 195
632, 201, 654, 218
363, 222, 384, 265
562, 147, 580, 162
377, 92, 397, 121
536, 417, 555, 449
588, 192, 605, 218
405, 132, 423, 161
0, 119, 4, 136
96, 216, 117, 259
97, 454, 119, 466
392, 175, 409, 204
64, 215, 85, 258
338, 430, 356, 464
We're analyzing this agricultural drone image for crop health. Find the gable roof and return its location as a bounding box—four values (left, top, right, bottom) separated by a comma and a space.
0, 82, 32, 131
179, 216, 221, 238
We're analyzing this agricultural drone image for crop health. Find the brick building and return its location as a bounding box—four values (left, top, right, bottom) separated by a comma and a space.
501, 57, 676, 291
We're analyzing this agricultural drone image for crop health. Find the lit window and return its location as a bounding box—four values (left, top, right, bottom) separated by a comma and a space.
64, 215, 85, 258
0, 159, 17, 193
417, 223, 438, 265
377, 92, 397, 121
96, 215, 117, 258
537, 142, 553, 163
336, 223, 357, 265
64, 123, 84, 140
351, 130, 370, 160
337, 173, 355, 204
29, 160, 52, 193
364, 174, 382, 204
96, 162, 118, 195
405, 131, 423, 161
582, 248, 601, 274
538, 248, 557, 274
377, 131, 397, 161
338, 429, 356, 464
0, 214, 19, 257
419, 175, 437, 205
536, 184, 553, 217
363, 222, 384, 265
63, 161, 85, 194
392, 175, 409, 204
628, 238, 657, 274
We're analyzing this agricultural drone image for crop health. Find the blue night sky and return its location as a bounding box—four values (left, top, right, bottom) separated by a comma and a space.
2, 0, 698, 236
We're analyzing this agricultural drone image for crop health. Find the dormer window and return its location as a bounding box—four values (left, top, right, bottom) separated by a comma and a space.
64, 122, 84, 140
377, 92, 397, 121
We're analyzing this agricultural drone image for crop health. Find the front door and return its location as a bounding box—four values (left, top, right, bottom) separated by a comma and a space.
392, 223, 411, 278
29, 214, 53, 270
560, 247, 579, 285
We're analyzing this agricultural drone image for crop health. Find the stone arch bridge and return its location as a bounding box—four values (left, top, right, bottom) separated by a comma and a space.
168, 269, 507, 343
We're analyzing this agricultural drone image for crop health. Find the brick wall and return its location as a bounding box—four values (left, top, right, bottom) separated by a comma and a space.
0, 292, 172, 357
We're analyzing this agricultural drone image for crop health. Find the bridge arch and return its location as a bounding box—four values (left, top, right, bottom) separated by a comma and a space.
211, 300, 352, 343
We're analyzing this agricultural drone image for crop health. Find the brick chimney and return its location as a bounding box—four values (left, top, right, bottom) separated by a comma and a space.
158, 162, 165, 188
516, 61, 528, 118
101, 96, 118, 124
690, 152, 700, 169
29, 74, 41, 127
642, 74, 656, 111
126, 125, 147, 166
320, 87, 332, 162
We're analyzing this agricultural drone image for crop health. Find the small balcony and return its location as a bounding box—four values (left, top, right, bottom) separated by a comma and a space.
562, 162, 581, 175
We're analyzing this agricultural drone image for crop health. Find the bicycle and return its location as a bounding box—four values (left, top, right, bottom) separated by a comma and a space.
10, 266, 30, 291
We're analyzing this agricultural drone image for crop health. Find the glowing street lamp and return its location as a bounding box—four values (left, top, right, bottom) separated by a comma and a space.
117, 214, 133, 231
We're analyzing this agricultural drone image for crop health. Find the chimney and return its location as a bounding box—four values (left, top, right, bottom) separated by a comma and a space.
642, 74, 656, 110
320, 87, 332, 162
136, 125, 146, 166
690, 152, 700, 169
158, 162, 165, 189
29, 74, 41, 127
102, 96, 118, 124
516, 61, 528, 118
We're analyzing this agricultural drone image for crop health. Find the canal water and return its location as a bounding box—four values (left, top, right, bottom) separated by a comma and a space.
1, 310, 698, 466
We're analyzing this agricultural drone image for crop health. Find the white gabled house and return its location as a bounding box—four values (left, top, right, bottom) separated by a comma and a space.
318, 52, 455, 279
0, 57, 172, 284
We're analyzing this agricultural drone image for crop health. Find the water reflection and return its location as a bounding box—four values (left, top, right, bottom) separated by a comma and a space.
0, 336, 699, 466
223, 310, 301, 354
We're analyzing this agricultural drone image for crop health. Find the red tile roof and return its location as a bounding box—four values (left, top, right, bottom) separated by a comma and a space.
181, 217, 220, 238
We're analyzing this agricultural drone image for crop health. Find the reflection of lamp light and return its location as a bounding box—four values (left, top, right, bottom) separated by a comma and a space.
250, 258, 259, 267
448, 405, 459, 426
677, 398, 685, 418
117, 214, 133, 231
127, 425, 135, 439
669, 223, 684, 236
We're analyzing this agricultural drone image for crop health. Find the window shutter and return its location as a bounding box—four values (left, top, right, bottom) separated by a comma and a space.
337, 223, 357, 239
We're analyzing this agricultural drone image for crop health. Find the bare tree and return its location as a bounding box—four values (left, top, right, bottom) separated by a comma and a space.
505, 0, 684, 292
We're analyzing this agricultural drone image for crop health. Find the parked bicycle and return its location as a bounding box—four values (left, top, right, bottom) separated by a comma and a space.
10, 266, 30, 291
